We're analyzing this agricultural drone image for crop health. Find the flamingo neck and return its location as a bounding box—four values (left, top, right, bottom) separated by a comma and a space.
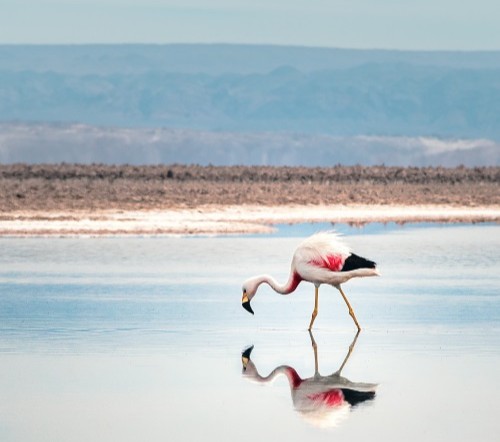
253, 366, 303, 389
254, 271, 301, 295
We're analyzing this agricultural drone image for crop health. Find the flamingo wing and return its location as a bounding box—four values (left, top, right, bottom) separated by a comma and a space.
294, 232, 350, 271
294, 232, 376, 273
308, 254, 345, 272
291, 233, 350, 283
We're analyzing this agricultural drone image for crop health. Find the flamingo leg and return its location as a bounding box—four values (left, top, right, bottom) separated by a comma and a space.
335, 330, 360, 375
337, 285, 361, 331
308, 330, 319, 375
308, 285, 319, 331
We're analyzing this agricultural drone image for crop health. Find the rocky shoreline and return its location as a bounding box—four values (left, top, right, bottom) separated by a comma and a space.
1, 164, 499, 211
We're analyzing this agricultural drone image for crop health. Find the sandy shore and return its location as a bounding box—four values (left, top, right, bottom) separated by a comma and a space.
1, 164, 498, 236
1, 204, 498, 236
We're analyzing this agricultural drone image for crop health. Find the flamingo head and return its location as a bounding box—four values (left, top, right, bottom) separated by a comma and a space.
241, 279, 258, 315
241, 345, 254, 372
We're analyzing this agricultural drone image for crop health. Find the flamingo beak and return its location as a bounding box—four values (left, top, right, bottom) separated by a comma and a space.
242, 294, 254, 315
241, 345, 254, 371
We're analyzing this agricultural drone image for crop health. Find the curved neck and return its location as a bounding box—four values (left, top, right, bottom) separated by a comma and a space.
253, 271, 301, 295
251, 365, 303, 389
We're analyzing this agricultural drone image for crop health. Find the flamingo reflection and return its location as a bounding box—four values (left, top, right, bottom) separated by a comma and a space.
241, 332, 377, 428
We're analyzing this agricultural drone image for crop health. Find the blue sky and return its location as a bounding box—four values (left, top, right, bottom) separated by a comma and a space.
1, 0, 499, 49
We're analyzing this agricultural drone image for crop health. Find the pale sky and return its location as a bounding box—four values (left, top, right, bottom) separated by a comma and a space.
1, 0, 499, 50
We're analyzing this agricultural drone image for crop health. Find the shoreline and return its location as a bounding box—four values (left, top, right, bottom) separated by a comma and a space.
1, 204, 499, 237
2, 165, 498, 236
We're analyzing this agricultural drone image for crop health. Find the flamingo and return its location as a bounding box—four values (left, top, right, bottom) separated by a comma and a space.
241, 332, 377, 428
241, 232, 379, 330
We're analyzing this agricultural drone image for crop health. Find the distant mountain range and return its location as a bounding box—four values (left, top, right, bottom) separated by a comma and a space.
0, 44, 499, 166
3, 44, 500, 74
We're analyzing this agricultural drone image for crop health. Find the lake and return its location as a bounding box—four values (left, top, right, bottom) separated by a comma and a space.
0, 224, 499, 441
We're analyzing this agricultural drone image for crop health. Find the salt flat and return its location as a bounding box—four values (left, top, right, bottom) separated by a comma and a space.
0, 224, 499, 442
1, 204, 499, 236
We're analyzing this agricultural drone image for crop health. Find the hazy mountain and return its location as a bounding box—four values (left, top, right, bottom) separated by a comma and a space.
1, 45, 499, 165
2, 44, 500, 75
1, 63, 500, 139
1, 123, 498, 167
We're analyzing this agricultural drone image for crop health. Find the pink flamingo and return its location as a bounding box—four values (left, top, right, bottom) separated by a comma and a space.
241, 232, 379, 330
242, 332, 377, 428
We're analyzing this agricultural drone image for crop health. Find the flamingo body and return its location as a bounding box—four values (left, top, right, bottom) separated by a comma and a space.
241, 232, 379, 330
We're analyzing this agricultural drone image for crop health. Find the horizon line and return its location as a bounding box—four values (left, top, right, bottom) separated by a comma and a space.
1, 42, 500, 53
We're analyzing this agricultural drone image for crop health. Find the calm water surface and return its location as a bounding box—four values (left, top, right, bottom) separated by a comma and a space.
0, 225, 499, 441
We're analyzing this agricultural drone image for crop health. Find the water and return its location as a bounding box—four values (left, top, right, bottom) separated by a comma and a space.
0, 225, 499, 441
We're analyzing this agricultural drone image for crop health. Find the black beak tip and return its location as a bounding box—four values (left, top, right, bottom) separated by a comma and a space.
242, 301, 254, 315
241, 345, 254, 359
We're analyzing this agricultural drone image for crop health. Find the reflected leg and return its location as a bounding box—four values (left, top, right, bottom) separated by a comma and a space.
335, 330, 360, 375
308, 330, 319, 375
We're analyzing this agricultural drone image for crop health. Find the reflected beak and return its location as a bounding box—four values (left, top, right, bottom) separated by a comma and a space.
242, 356, 249, 370
242, 294, 254, 315
241, 345, 254, 371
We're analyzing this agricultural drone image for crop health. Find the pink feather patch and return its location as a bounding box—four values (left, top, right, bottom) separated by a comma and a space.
309, 254, 345, 272
287, 271, 302, 292
285, 367, 303, 389
307, 389, 344, 407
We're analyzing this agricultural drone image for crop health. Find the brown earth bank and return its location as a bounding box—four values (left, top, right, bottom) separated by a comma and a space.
0, 164, 498, 212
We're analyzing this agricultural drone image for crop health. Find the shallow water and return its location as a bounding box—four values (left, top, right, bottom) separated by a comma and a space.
0, 225, 499, 441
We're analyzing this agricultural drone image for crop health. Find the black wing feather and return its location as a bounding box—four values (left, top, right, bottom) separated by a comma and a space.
341, 253, 376, 272
341, 388, 376, 406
